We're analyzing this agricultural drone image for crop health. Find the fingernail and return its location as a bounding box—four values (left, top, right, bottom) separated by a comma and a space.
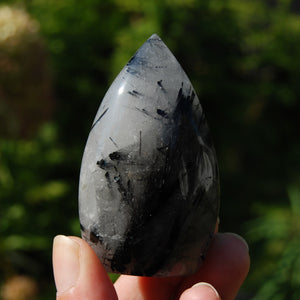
192, 282, 220, 299
53, 235, 80, 295
228, 233, 249, 252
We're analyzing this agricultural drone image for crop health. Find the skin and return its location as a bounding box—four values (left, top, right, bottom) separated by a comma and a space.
52, 232, 250, 300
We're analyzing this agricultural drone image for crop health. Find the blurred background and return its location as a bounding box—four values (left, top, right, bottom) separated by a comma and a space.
0, 0, 299, 299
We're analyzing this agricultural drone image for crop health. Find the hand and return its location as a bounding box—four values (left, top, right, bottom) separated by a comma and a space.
52, 233, 250, 300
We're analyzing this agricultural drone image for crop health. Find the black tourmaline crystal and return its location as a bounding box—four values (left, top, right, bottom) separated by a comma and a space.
79, 34, 220, 277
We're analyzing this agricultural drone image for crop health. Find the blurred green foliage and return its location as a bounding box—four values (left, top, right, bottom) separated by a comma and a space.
246, 185, 300, 299
0, 0, 300, 299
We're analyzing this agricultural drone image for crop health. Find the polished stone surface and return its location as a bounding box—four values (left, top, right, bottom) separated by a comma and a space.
79, 34, 220, 276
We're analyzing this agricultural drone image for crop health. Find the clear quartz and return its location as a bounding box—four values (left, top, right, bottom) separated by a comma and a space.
79, 34, 220, 276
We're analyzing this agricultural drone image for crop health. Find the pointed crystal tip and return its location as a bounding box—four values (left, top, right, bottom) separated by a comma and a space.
148, 33, 162, 41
